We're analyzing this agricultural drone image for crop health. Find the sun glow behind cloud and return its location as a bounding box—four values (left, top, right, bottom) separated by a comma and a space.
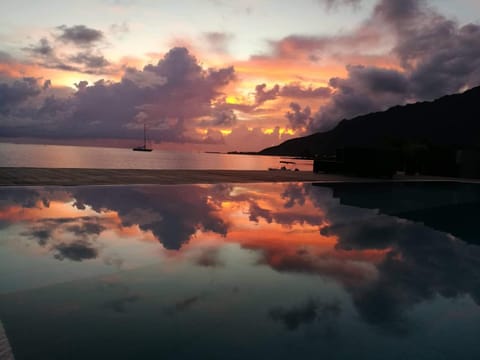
0, 0, 479, 151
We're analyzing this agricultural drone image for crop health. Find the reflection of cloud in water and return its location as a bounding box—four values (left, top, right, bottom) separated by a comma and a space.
163, 295, 202, 315
53, 240, 99, 262
306, 183, 480, 334
21, 216, 107, 261
269, 298, 341, 331
103, 294, 140, 314
2, 183, 480, 336
194, 247, 224, 268
72, 186, 228, 250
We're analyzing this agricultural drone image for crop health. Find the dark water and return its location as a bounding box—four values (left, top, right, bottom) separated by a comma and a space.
1, 182, 480, 359
0, 143, 313, 170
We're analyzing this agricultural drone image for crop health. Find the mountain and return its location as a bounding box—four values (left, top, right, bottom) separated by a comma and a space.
259, 86, 480, 156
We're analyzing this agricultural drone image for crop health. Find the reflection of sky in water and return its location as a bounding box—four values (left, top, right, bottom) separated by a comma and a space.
1, 183, 480, 359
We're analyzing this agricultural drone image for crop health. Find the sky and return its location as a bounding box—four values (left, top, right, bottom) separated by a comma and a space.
0, 0, 479, 151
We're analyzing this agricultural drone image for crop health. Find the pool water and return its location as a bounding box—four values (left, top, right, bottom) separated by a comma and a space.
0, 182, 479, 359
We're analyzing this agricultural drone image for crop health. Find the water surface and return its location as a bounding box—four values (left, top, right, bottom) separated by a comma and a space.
0, 143, 312, 170
0, 182, 479, 359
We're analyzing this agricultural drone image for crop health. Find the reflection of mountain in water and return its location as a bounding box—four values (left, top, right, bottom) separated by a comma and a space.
316, 182, 480, 245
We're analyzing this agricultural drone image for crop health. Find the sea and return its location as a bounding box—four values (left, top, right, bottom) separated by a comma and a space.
0, 142, 313, 171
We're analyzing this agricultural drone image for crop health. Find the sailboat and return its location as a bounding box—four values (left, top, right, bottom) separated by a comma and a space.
132, 123, 152, 152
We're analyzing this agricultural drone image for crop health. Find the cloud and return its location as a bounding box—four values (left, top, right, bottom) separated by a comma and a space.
53, 240, 99, 261
72, 185, 228, 250
280, 83, 331, 99
68, 52, 110, 68
204, 32, 234, 54
194, 247, 225, 267
24, 37, 54, 56
19, 215, 108, 262
0, 188, 52, 209
27, 229, 52, 246
307, 0, 480, 131
0, 77, 43, 113
0, 50, 14, 63
307, 183, 480, 334
103, 294, 140, 313
246, 0, 480, 134
318, 0, 362, 9
56, 25, 104, 46
286, 102, 312, 130
309, 65, 409, 131
269, 298, 342, 331
269, 299, 318, 330
0, 47, 236, 144
21, 25, 114, 76
109, 22, 129, 37
255, 83, 280, 105
174, 296, 200, 312
199, 108, 237, 127
248, 201, 273, 223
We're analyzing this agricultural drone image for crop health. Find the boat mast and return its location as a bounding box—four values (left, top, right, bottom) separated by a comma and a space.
143, 123, 147, 148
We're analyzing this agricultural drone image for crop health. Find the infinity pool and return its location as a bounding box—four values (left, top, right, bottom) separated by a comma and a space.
1, 182, 479, 359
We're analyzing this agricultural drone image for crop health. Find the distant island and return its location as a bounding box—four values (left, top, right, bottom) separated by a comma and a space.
259, 85, 480, 157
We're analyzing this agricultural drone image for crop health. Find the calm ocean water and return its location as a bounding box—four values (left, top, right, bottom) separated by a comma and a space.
0, 143, 313, 171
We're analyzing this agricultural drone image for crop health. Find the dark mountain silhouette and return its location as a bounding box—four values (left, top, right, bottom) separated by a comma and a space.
260, 86, 480, 156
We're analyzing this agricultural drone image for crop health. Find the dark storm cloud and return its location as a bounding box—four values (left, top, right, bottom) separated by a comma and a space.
56, 25, 104, 45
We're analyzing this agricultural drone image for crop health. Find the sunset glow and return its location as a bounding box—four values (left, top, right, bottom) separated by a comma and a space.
1, 0, 479, 151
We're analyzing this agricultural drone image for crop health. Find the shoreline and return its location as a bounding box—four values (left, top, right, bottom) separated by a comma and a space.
1, 167, 479, 186
0, 167, 369, 186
